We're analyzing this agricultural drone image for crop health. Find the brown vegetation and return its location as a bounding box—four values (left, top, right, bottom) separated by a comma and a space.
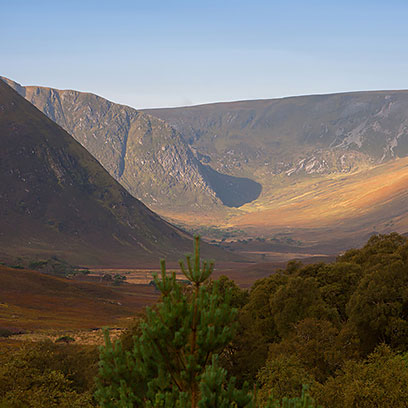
0, 265, 157, 332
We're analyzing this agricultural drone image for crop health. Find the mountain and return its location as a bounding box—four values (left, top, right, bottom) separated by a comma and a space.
143, 92, 408, 249
0, 79, 229, 265
5, 75, 408, 252
1, 77, 261, 213
144, 91, 408, 177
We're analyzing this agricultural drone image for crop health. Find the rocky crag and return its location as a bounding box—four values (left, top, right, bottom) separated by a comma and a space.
0, 79, 232, 265
1, 77, 261, 212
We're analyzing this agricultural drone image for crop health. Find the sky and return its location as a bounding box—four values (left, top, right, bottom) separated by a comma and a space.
2, 0, 408, 108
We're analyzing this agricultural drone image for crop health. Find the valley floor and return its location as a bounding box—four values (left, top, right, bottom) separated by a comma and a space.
162, 156, 408, 257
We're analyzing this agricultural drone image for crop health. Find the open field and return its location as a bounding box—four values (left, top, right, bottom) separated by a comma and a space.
0, 265, 158, 334
5, 328, 124, 346
0, 261, 280, 346
0, 244, 337, 347
87, 268, 178, 285
87, 261, 278, 284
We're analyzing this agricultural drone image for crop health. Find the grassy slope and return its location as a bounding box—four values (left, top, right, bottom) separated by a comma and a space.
232, 157, 408, 228
158, 157, 408, 238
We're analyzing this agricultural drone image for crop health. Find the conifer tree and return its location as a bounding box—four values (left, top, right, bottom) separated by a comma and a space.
95, 236, 253, 407
95, 236, 319, 407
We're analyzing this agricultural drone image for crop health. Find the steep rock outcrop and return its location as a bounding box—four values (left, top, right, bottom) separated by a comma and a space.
0, 79, 231, 264
1, 77, 261, 211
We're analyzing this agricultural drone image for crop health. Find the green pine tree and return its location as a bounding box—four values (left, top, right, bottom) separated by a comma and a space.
95, 236, 253, 407
95, 236, 319, 408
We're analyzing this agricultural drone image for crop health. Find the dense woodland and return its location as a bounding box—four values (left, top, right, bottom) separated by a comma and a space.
2, 233, 408, 406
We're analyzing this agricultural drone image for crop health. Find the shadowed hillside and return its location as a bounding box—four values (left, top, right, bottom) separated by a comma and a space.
6, 76, 408, 255
0, 80, 232, 265
1, 77, 261, 212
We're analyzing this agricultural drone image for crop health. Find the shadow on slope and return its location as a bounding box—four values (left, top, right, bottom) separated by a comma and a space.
0, 79, 239, 265
201, 165, 262, 207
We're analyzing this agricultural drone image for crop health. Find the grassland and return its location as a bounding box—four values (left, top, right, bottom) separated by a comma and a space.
0, 260, 275, 347
0, 265, 158, 342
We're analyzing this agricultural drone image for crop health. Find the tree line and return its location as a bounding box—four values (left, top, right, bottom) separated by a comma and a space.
2, 233, 408, 406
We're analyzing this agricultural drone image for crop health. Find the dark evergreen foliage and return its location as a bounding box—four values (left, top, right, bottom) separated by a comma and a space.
95, 236, 254, 407
6, 233, 408, 406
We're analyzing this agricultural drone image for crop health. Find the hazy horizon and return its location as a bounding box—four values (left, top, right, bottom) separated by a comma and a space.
3, 0, 408, 109
5, 74, 408, 111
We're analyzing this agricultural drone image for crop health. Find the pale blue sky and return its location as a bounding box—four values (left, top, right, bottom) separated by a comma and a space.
2, 0, 408, 108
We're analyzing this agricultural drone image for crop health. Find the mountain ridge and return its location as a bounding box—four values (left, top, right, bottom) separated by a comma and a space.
142, 88, 408, 248
0, 79, 233, 265
5, 76, 408, 253
1, 77, 262, 211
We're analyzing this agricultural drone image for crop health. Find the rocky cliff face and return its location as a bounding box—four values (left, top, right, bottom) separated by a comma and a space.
0, 79, 232, 265
1, 77, 261, 212
144, 91, 408, 180
142, 92, 408, 242
7, 75, 408, 239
